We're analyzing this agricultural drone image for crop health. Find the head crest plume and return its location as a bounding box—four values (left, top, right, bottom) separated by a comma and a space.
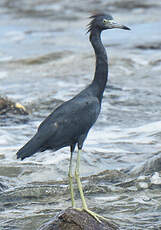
86, 13, 113, 33
87, 13, 104, 33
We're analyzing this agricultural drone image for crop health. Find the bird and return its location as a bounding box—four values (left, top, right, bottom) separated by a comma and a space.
17, 13, 130, 222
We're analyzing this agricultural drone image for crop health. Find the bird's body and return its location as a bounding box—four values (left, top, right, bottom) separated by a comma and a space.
18, 89, 100, 159
17, 16, 109, 160
17, 13, 130, 222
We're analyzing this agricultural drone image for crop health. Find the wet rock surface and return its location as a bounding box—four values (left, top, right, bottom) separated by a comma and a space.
39, 208, 118, 230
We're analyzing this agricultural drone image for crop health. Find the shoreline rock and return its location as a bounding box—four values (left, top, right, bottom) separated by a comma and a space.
39, 208, 119, 230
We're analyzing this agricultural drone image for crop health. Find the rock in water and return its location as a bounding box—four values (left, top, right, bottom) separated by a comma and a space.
39, 208, 119, 230
0, 96, 28, 115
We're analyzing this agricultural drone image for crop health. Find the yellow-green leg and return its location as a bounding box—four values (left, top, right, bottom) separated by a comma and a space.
68, 150, 75, 208
75, 149, 88, 209
75, 149, 109, 223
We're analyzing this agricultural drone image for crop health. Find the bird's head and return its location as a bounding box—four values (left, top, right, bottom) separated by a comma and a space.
87, 13, 130, 33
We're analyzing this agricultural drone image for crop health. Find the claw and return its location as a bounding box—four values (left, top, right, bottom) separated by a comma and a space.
75, 208, 109, 223
84, 209, 101, 222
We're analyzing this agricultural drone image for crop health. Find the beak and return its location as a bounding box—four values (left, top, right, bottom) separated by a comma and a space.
109, 20, 131, 30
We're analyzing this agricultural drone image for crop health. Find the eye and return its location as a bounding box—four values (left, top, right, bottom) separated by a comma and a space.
103, 19, 108, 24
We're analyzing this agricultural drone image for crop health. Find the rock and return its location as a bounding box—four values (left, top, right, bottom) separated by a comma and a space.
39, 208, 119, 230
0, 179, 8, 192
131, 153, 161, 176
0, 96, 28, 115
0, 182, 7, 192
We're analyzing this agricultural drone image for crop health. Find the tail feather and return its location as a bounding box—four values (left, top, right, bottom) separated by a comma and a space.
16, 132, 44, 160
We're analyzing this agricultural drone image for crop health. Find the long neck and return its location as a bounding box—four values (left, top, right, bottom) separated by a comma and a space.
90, 29, 108, 101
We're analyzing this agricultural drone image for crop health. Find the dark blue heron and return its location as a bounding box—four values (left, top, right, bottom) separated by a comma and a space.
17, 14, 130, 221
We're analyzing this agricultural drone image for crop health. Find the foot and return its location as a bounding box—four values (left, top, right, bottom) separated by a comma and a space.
84, 208, 101, 222
75, 208, 108, 223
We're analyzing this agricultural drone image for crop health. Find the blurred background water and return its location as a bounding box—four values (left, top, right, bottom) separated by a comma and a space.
0, 0, 161, 229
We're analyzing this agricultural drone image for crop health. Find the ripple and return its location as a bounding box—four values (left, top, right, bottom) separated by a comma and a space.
0, 1, 161, 229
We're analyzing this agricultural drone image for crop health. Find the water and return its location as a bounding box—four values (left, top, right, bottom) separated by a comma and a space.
0, 0, 161, 229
